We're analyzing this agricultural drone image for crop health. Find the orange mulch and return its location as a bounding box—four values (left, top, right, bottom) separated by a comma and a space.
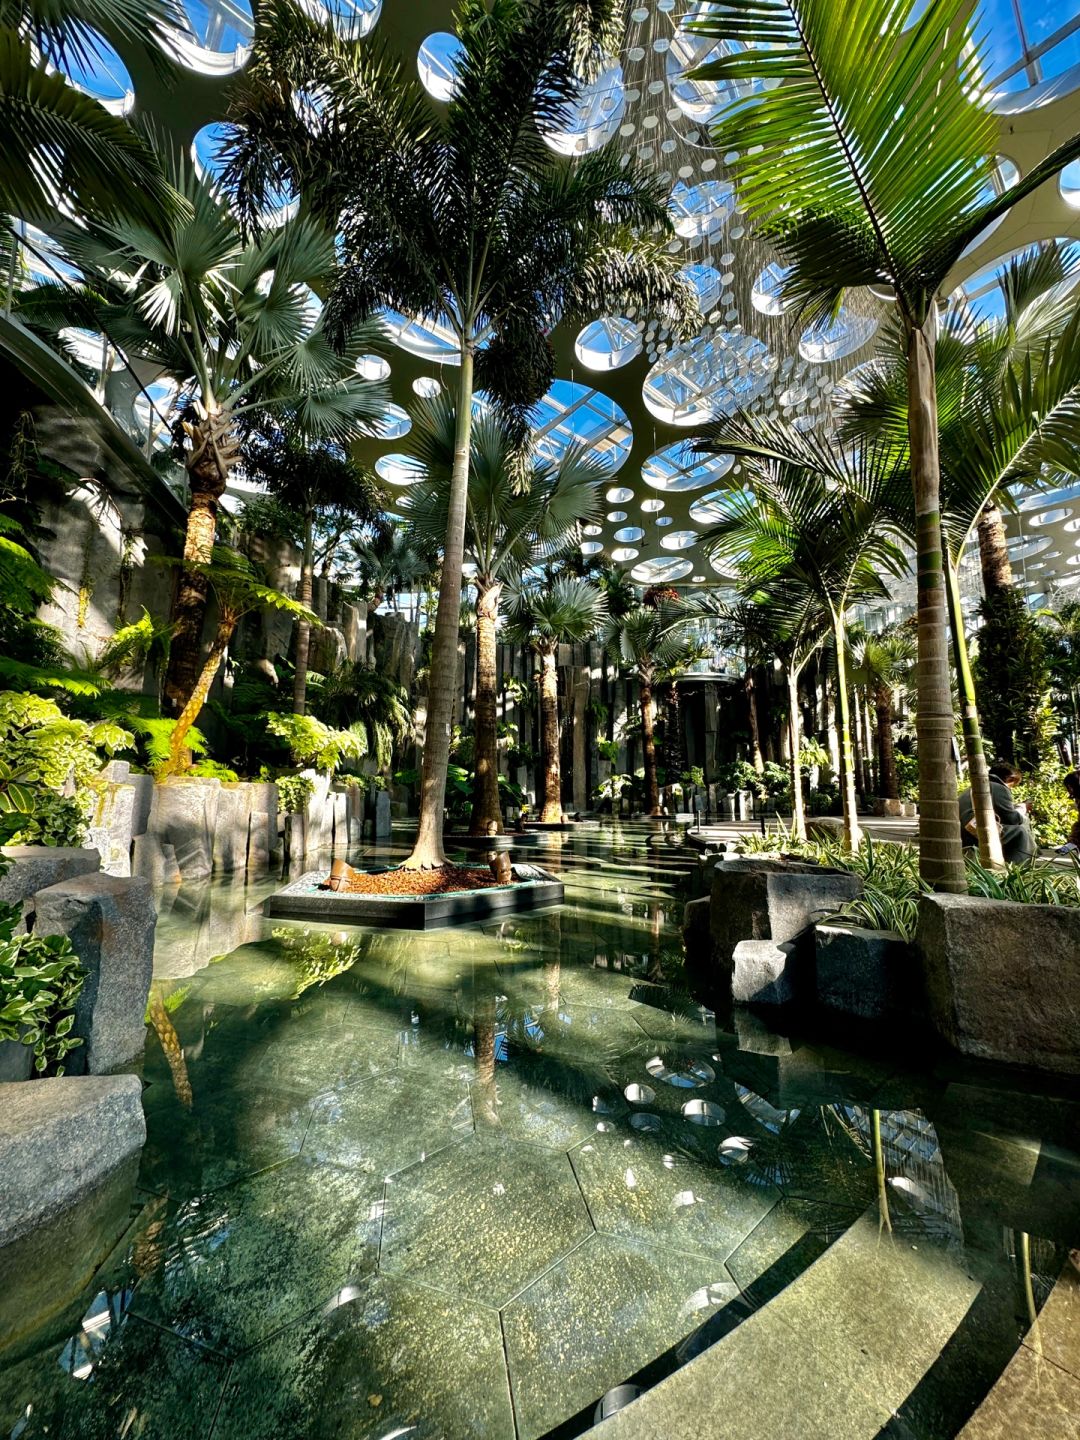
319, 864, 499, 896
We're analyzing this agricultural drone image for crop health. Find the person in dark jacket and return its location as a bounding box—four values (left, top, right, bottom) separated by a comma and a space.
958, 761, 1037, 864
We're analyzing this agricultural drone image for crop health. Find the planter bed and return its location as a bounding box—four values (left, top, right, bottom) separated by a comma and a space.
264, 862, 564, 930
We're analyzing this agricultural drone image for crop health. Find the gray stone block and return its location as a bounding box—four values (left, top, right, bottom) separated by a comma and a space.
303, 770, 333, 853
0, 1074, 145, 1245
247, 782, 278, 853
815, 923, 914, 1022
148, 778, 221, 880
132, 834, 181, 887
375, 790, 392, 840
213, 784, 253, 872
100, 759, 131, 782
287, 812, 306, 866
917, 894, 1080, 1074
732, 939, 801, 1005
332, 790, 348, 847
0, 1035, 33, 1081
248, 811, 271, 872
35, 873, 157, 1075
127, 774, 154, 837
0, 846, 101, 927
87, 781, 135, 877
710, 857, 862, 970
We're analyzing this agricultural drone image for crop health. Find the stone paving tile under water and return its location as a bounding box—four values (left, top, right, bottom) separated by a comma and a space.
569, 1129, 781, 1262
211, 1273, 514, 1440
502, 1230, 738, 1440
304, 1067, 474, 1177
381, 1133, 594, 1306
130, 1158, 383, 1356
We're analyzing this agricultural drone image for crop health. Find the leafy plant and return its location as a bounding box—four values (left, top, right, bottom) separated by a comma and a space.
1013, 763, 1076, 849
597, 738, 620, 765
895, 753, 919, 803
266, 712, 367, 774
965, 854, 1080, 907
6, 790, 87, 847
276, 773, 315, 816
0, 898, 84, 1074
189, 759, 240, 782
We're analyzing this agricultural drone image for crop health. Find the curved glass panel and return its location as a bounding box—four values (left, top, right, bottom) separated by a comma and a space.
531, 381, 633, 474
192, 123, 297, 216
545, 61, 625, 155
660, 530, 699, 551
173, 0, 253, 67
668, 179, 735, 239
643, 332, 773, 427
575, 316, 642, 372
643, 440, 734, 493
418, 32, 463, 101
631, 556, 693, 583
375, 453, 424, 486
374, 404, 412, 440
58, 32, 134, 111
797, 309, 879, 364
751, 262, 791, 317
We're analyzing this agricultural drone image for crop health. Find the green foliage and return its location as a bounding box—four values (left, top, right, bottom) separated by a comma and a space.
1014, 763, 1076, 848
265, 712, 367, 774
6, 790, 87, 847
895, 752, 919, 802
310, 663, 411, 772
681, 766, 705, 789
119, 712, 208, 772
270, 927, 363, 997
276, 772, 315, 815
94, 608, 171, 680
595, 773, 632, 802
597, 738, 620, 765
0, 898, 84, 1074
189, 759, 240, 782
798, 736, 832, 770
973, 587, 1051, 770
0, 691, 131, 842
965, 854, 1080, 906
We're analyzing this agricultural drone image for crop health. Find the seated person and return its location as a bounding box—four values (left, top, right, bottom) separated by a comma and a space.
1059, 771, 1080, 854
958, 761, 1037, 865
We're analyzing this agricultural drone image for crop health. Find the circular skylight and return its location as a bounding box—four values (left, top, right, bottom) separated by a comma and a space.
661, 530, 699, 551
668, 178, 735, 239
380, 307, 461, 363
643, 332, 774, 426
544, 61, 625, 155
751, 262, 791, 316
531, 380, 633, 474
57, 31, 134, 112
581, 540, 604, 556
643, 440, 734, 493
357, 354, 391, 381
614, 526, 645, 543
690, 488, 748, 525
418, 32, 463, 101
412, 376, 441, 398
575, 316, 642, 371
1062, 159, 1080, 208
192, 124, 297, 216
632, 557, 694, 584
798, 309, 879, 364
606, 486, 634, 504
611, 546, 640, 562
374, 404, 412, 440
666, 7, 763, 125
680, 262, 723, 314
375, 454, 424, 486
171, 0, 253, 67
309, 0, 380, 39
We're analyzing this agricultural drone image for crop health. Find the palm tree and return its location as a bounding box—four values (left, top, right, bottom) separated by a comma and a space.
692, 0, 1080, 890
841, 243, 1080, 860
161, 548, 316, 776
604, 595, 703, 818
223, 0, 697, 868
509, 577, 606, 823
854, 626, 916, 809
399, 396, 604, 836
711, 597, 778, 775
239, 420, 380, 715
16, 153, 389, 718
0, 0, 184, 225
1042, 602, 1080, 763
764, 586, 828, 843
697, 422, 908, 849
347, 528, 431, 619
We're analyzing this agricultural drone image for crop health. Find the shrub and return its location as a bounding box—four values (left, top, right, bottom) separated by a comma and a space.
276, 773, 315, 815
0, 894, 84, 1074
266, 712, 367, 773
6, 790, 88, 847
1013, 763, 1075, 849
189, 758, 240, 782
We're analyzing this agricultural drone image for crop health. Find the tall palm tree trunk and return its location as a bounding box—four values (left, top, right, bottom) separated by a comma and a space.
538, 646, 562, 822
831, 610, 862, 850
292, 509, 315, 715
786, 665, 807, 842
640, 676, 660, 815
945, 560, 1005, 868
162, 461, 225, 716
746, 664, 765, 773
404, 346, 475, 868
165, 618, 233, 776
862, 689, 876, 794
906, 316, 966, 892
977, 503, 1013, 595
851, 684, 866, 803
876, 685, 899, 801
470, 578, 503, 836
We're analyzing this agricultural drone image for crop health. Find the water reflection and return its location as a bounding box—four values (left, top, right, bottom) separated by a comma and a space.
3, 823, 1079, 1440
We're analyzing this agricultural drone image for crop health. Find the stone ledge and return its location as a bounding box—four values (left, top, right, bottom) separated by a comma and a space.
0, 1075, 145, 1246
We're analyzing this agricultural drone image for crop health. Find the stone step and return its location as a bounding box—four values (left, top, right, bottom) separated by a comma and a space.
584, 1207, 980, 1440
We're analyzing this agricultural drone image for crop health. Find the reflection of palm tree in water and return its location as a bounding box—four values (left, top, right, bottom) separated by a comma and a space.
472, 971, 500, 1128
543, 910, 563, 1016
147, 985, 192, 1109
871, 1109, 892, 1234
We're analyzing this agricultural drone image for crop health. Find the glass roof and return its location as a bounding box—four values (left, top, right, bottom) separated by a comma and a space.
530, 380, 633, 473
179, 0, 252, 56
